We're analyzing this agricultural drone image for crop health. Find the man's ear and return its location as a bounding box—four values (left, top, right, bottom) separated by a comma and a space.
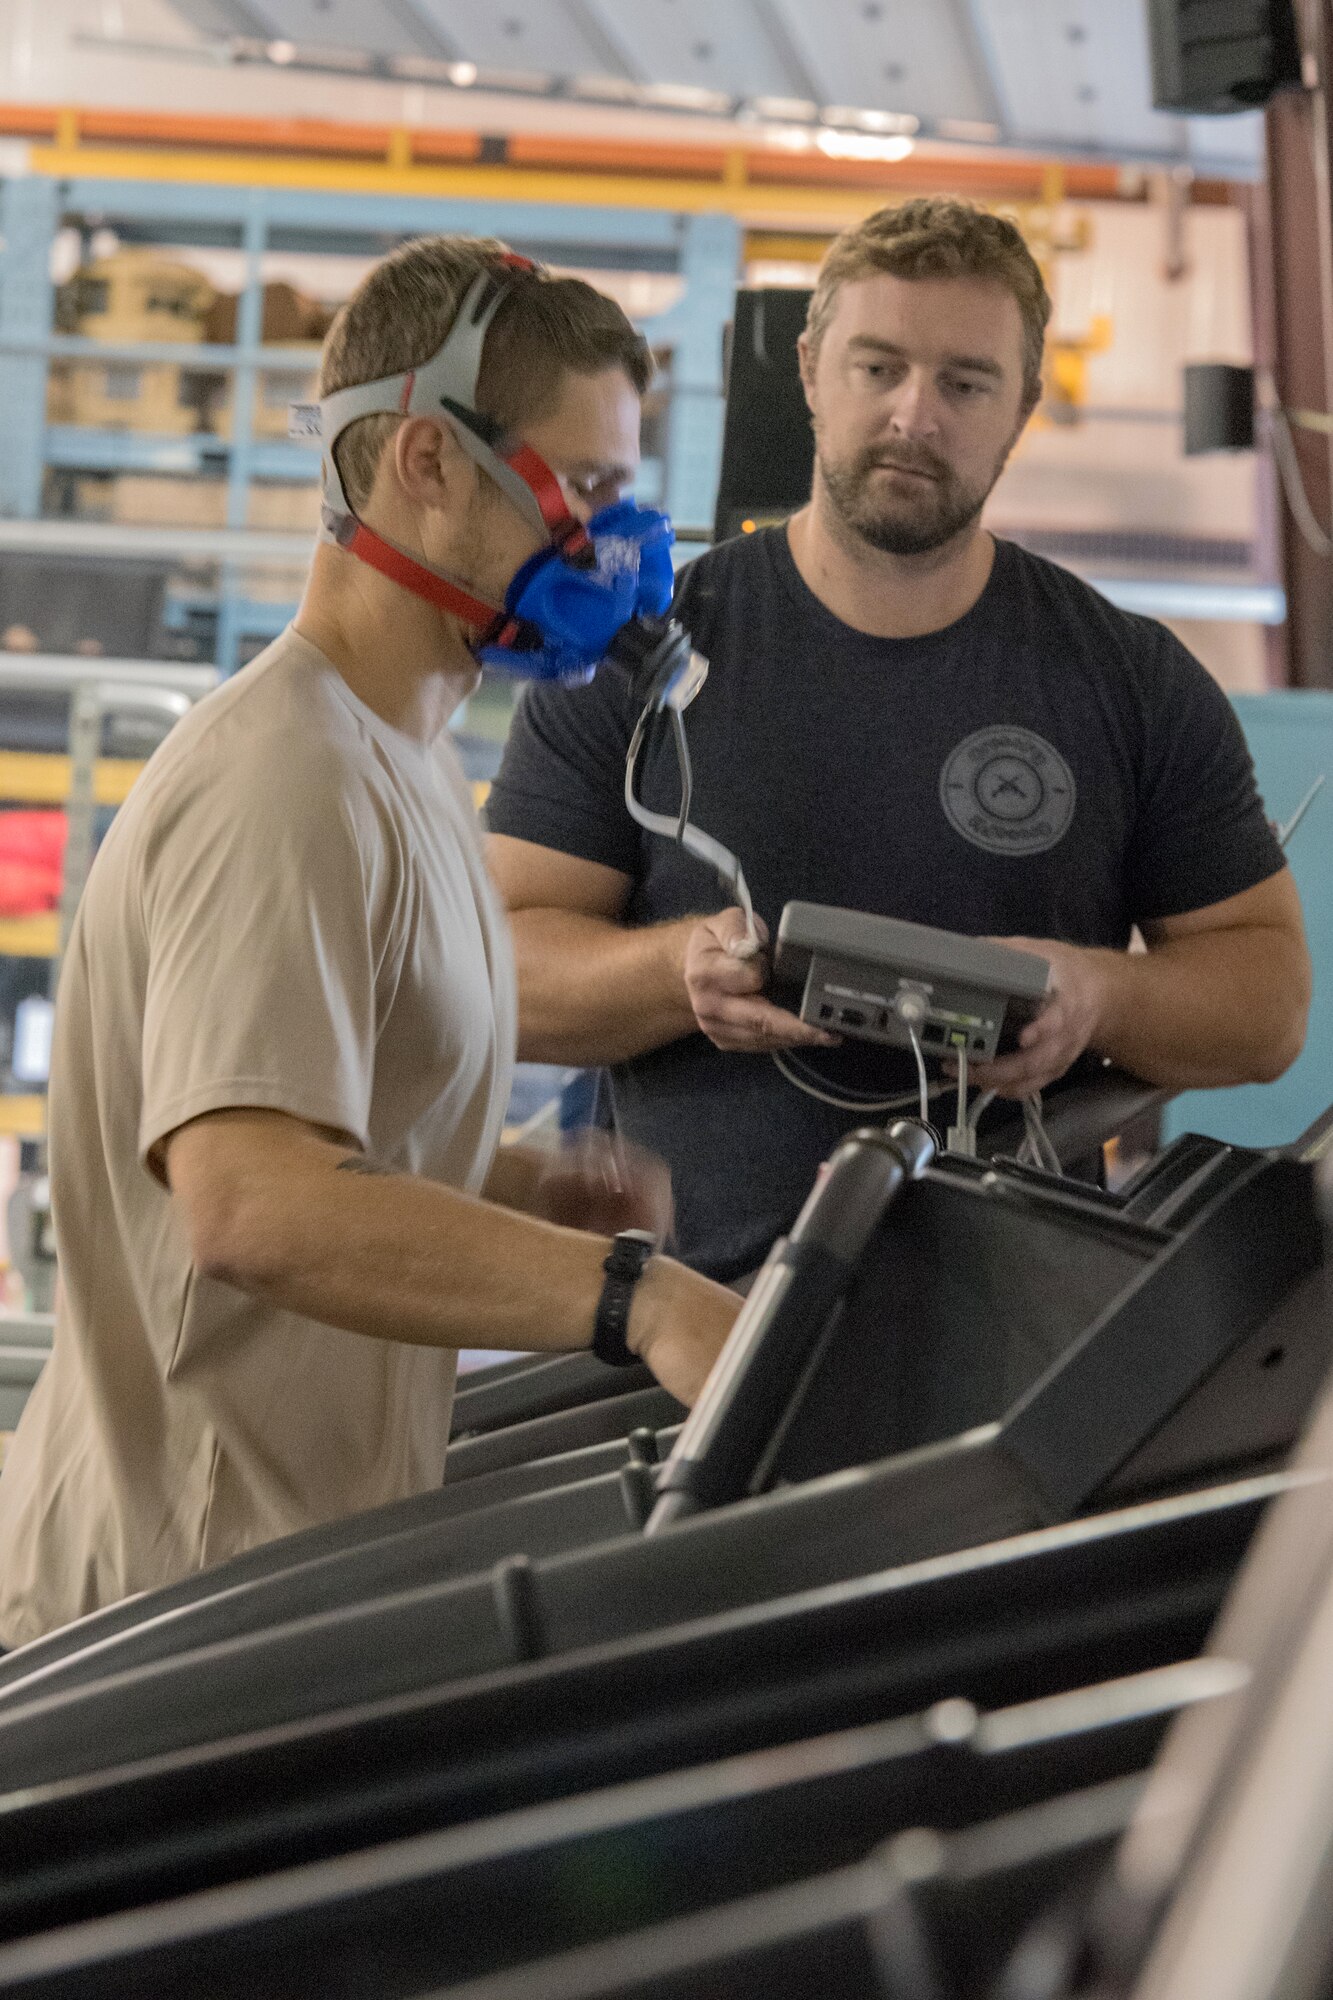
796, 331, 818, 416
392, 415, 474, 510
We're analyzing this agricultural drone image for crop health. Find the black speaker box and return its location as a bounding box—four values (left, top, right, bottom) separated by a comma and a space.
1148, 0, 1301, 114
1183, 361, 1256, 452
713, 287, 814, 542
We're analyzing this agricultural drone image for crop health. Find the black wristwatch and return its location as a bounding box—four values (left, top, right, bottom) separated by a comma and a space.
593, 1228, 656, 1367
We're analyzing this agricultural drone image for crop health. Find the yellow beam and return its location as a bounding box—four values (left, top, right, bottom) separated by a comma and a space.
27, 144, 893, 226
0, 1096, 46, 1138
0, 917, 57, 959
0, 752, 143, 808
744, 231, 833, 263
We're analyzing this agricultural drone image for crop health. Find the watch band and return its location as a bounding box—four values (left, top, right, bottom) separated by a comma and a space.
593, 1228, 656, 1367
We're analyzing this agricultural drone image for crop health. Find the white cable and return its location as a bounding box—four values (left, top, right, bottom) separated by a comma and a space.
944, 1040, 977, 1157
624, 705, 759, 951
1036, 1100, 1061, 1174
1017, 1102, 1038, 1169
1022, 1093, 1062, 1176
906, 1024, 930, 1123
968, 1088, 997, 1134
1264, 392, 1333, 557
668, 703, 693, 844
770, 1049, 923, 1114
1278, 773, 1326, 849
1020, 1098, 1041, 1168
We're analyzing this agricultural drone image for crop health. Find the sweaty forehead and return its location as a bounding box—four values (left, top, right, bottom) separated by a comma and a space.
828, 270, 1024, 372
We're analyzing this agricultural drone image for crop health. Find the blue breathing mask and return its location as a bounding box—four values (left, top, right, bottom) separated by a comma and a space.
476, 501, 677, 686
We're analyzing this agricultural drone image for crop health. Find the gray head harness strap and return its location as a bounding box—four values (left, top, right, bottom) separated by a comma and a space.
313, 266, 550, 540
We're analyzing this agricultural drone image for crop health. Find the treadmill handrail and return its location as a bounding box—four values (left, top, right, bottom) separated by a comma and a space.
647, 1122, 934, 1531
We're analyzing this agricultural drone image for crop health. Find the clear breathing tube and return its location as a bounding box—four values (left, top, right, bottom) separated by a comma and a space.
624, 690, 760, 954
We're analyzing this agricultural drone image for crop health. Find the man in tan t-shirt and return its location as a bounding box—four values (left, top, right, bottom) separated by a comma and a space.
0, 237, 740, 1649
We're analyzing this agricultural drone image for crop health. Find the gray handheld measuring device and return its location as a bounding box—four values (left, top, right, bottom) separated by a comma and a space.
773, 903, 1052, 1061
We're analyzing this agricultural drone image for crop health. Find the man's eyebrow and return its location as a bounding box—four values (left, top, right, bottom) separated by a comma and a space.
846, 334, 1005, 379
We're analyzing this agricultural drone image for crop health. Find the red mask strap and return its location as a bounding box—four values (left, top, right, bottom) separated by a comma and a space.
343, 521, 505, 635
501, 443, 592, 555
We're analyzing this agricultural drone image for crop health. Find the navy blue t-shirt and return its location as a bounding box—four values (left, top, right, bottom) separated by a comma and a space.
487, 527, 1284, 1282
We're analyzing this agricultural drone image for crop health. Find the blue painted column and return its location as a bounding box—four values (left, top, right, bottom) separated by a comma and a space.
1163, 691, 1333, 1150
0, 176, 59, 518
656, 212, 741, 534
216, 194, 268, 674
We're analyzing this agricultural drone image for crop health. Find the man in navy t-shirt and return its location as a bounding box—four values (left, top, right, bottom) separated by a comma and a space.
487, 198, 1311, 1284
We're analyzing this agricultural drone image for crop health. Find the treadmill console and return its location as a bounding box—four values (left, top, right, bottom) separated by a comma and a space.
773, 902, 1052, 1061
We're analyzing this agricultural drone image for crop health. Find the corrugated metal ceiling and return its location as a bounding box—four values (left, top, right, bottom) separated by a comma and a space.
167, 0, 1266, 174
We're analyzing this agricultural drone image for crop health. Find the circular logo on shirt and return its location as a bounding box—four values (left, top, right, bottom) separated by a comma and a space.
939, 726, 1076, 856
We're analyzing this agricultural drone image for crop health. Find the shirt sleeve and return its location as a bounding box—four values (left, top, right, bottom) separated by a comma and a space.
484, 665, 643, 875
138, 746, 389, 1167
1126, 625, 1286, 924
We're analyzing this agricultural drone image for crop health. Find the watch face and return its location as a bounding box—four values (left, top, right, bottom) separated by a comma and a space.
611, 1229, 656, 1276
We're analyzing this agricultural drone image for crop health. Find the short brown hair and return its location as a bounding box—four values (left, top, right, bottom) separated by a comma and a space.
806, 197, 1051, 412
320, 235, 653, 509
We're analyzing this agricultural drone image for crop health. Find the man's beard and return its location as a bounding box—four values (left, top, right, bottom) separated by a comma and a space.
816, 438, 1005, 557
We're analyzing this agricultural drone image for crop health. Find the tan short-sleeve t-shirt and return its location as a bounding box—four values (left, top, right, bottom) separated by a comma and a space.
0, 627, 515, 1647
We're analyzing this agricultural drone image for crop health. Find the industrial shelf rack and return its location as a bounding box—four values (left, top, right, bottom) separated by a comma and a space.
0, 174, 742, 673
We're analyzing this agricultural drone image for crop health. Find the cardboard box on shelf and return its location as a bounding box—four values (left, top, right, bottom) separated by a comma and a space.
70, 476, 117, 522
45, 364, 76, 426
49, 251, 215, 435
57, 250, 215, 346
107, 476, 320, 534
245, 483, 322, 534
111, 475, 227, 528
52, 363, 202, 436
204, 284, 331, 442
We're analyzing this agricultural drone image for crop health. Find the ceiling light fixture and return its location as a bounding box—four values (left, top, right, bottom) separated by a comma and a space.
816, 130, 915, 162
643, 81, 733, 112
751, 95, 818, 122
822, 104, 918, 135
389, 54, 456, 83
448, 59, 478, 86
266, 38, 296, 63
766, 124, 817, 152
575, 74, 641, 101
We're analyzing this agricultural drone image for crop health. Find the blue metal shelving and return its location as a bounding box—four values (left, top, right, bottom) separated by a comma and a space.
43, 428, 322, 480
0, 175, 742, 672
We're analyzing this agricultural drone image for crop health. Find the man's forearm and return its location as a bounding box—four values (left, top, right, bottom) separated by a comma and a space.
510, 908, 699, 1064
212, 1144, 615, 1352
206, 1129, 711, 1365
169, 1113, 741, 1408
1094, 925, 1309, 1089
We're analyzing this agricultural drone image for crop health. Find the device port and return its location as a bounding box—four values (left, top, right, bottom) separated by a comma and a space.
972, 1037, 986, 1051
839, 1008, 867, 1028
921, 1022, 946, 1045
818, 1004, 834, 1022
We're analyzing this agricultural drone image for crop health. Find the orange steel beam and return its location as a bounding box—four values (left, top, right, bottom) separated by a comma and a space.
0, 101, 1240, 202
